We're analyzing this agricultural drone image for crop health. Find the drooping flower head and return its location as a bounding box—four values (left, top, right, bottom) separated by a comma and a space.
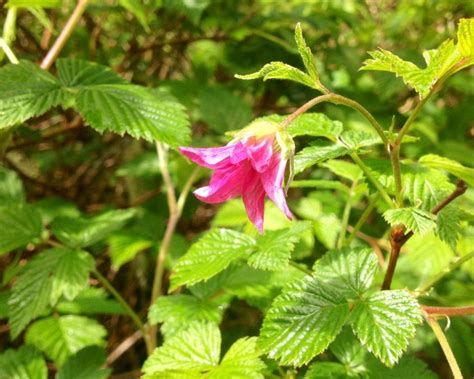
179, 120, 295, 233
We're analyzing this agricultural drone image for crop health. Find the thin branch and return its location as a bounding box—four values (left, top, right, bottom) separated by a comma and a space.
107, 330, 143, 365
381, 180, 468, 290
426, 316, 463, 379
0, 37, 19, 64
347, 193, 379, 244
338, 180, 357, 248
423, 305, 474, 317
40, 0, 89, 70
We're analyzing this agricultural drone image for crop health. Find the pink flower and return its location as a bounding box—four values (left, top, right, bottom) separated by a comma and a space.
179, 122, 294, 233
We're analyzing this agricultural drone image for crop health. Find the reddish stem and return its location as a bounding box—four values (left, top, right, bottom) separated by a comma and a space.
423, 306, 474, 317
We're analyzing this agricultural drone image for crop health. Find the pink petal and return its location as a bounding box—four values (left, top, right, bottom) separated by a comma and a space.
193, 162, 250, 203
179, 142, 247, 169
245, 136, 274, 173
261, 155, 293, 220
242, 170, 266, 233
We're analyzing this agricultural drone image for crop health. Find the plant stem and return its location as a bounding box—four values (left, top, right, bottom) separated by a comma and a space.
338, 180, 357, 248
0, 6, 17, 63
40, 0, 89, 70
417, 250, 474, 293
0, 38, 19, 64
426, 316, 463, 379
148, 143, 200, 349
423, 305, 474, 317
347, 193, 379, 244
281, 93, 389, 147
381, 180, 468, 290
350, 152, 395, 207
92, 269, 152, 354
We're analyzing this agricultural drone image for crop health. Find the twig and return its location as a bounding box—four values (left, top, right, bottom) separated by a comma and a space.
381, 180, 468, 290
426, 316, 463, 379
0, 37, 19, 64
423, 305, 474, 317
40, 0, 89, 70
107, 330, 143, 365
338, 180, 358, 248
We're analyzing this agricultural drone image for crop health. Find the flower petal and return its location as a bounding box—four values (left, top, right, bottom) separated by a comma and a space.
179, 142, 247, 169
245, 136, 274, 173
193, 162, 250, 203
261, 155, 293, 220
242, 170, 266, 233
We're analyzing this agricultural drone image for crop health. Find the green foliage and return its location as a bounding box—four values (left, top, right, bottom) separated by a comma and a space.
383, 207, 437, 235
6, 0, 60, 7
0, 204, 43, 255
419, 154, 474, 186
0, 168, 25, 205
25, 315, 107, 366
142, 322, 265, 378
8, 248, 94, 338
0, 345, 47, 379
457, 18, 474, 58
56, 346, 111, 379
108, 232, 153, 270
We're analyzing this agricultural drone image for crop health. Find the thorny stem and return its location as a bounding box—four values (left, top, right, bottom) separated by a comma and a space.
426, 316, 463, 379
350, 152, 395, 207
347, 193, 379, 245
423, 306, 474, 317
281, 93, 389, 147
417, 250, 474, 294
92, 269, 152, 354
381, 180, 468, 290
338, 180, 358, 248
40, 0, 89, 70
149, 142, 200, 349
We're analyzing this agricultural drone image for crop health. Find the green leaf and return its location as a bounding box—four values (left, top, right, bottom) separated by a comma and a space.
0, 61, 64, 129
350, 290, 422, 366
383, 207, 436, 235
419, 154, 474, 186
56, 346, 111, 379
56, 59, 190, 146
365, 356, 438, 379
208, 337, 265, 379
457, 18, 474, 58
361, 39, 461, 99
8, 248, 93, 338
0, 167, 25, 205
248, 222, 311, 271
118, 0, 150, 32
108, 232, 153, 270
142, 322, 221, 377
236, 62, 318, 89
312, 248, 378, 299
322, 159, 363, 182
0, 345, 47, 379
170, 229, 255, 290
148, 294, 226, 337
51, 208, 136, 249
25, 315, 106, 366
259, 276, 350, 366
56, 288, 126, 315
435, 205, 462, 250
199, 86, 252, 133
6, 0, 60, 7
294, 142, 349, 174
294, 23, 320, 84
304, 362, 351, 379
0, 204, 43, 255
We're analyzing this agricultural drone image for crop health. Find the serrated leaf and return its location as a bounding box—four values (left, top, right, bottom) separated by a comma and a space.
457, 18, 474, 58
419, 154, 474, 186
208, 337, 265, 379
236, 62, 318, 89
435, 205, 462, 249
170, 229, 255, 290
51, 208, 136, 249
56, 287, 126, 315
56, 59, 190, 146
0, 167, 25, 205
199, 86, 252, 133
323, 159, 363, 182
294, 142, 349, 174
148, 294, 226, 337
0, 204, 43, 255
142, 322, 221, 377
312, 248, 378, 299
294, 22, 319, 82
383, 207, 436, 235
0, 61, 64, 129
25, 315, 106, 366
108, 232, 153, 270
259, 276, 350, 366
0, 345, 47, 379
304, 362, 351, 379
56, 346, 111, 379
248, 222, 311, 271
350, 290, 422, 366
365, 355, 438, 379
8, 248, 94, 338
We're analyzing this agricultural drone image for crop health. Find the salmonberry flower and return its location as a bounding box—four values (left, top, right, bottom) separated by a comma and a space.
179, 120, 295, 233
